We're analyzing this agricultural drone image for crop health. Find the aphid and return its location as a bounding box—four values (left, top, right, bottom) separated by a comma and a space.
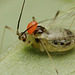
0, 0, 75, 75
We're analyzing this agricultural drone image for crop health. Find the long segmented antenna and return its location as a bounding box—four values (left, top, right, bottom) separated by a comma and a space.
23, 11, 60, 33
17, 0, 25, 35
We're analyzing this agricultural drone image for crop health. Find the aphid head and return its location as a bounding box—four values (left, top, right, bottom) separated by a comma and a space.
18, 32, 27, 42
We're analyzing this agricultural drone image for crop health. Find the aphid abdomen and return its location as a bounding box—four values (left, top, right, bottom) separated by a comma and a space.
37, 28, 75, 52
50, 38, 75, 52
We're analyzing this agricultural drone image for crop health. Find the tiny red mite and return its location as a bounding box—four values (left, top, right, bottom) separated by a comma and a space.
27, 21, 37, 34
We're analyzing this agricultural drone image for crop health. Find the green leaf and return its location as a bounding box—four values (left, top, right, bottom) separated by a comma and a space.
0, 41, 75, 75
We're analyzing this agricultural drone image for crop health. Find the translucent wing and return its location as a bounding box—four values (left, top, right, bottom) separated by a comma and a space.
38, 7, 75, 30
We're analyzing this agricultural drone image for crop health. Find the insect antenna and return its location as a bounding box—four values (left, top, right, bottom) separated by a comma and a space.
23, 18, 50, 33
54, 11, 60, 20
0, 0, 25, 54
40, 39, 58, 75
23, 11, 60, 33
16, 0, 25, 35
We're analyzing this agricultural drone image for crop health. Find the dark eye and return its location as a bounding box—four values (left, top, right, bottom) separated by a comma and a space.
61, 42, 64, 45
23, 39, 26, 42
22, 36, 25, 39
35, 38, 40, 43
53, 40, 58, 45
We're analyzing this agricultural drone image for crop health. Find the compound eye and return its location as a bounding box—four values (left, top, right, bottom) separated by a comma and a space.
22, 36, 25, 39
22, 34, 27, 42
23, 39, 26, 42
53, 40, 58, 45
18, 32, 27, 42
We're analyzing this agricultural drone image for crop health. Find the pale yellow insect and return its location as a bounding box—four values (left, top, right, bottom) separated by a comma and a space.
0, 0, 75, 75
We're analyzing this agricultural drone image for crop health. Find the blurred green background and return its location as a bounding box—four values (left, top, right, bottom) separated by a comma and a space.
0, 0, 75, 75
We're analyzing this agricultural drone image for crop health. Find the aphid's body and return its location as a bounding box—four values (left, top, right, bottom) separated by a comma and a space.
25, 27, 75, 52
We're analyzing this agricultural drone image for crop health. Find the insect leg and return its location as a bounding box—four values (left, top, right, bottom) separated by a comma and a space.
0, 26, 16, 52
40, 39, 58, 75
54, 11, 60, 20
5, 26, 16, 34
32, 16, 36, 21
68, 17, 75, 29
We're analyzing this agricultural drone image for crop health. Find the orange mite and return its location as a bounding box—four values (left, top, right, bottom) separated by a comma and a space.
27, 21, 37, 34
